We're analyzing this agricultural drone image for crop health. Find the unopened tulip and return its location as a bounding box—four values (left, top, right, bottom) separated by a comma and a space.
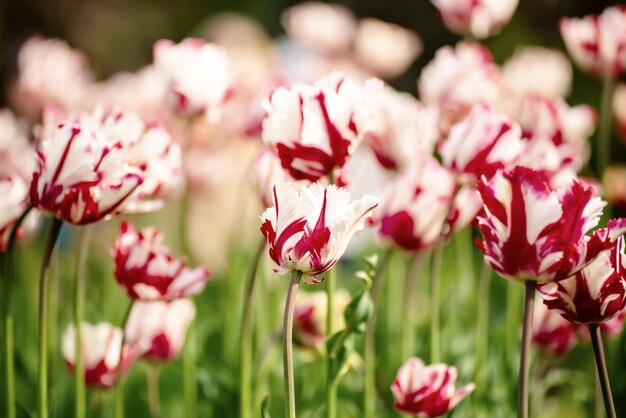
125, 299, 196, 360
61, 322, 132, 388
431, 0, 518, 39
539, 238, 626, 324
377, 156, 455, 251
476, 166, 626, 283
112, 222, 211, 300
418, 42, 500, 131
532, 302, 579, 356
153, 38, 234, 118
560, 6, 626, 77
262, 72, 362, 182
391, 357, 475, 417
30, 121, 143, 225
260, 181, 377, 282
439, 104, 525, 183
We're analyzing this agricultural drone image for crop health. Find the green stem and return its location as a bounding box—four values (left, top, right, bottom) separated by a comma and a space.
506, 282, 523, 360
402, 252, 426, 360
74, 225, 93, 418
37, 218, 63, 418
474, 263, 492, 382
283, 271, 302, 418
146, 364, 161, 418
589, 323, 616, 418
364, 248, 393, 418
594, 363, 603, 418
325, 266, 336, 418
596, 73, 616, 177
240, 240, 266, 418
115, 300, 135, 418
183, 320, 198, 418
518, 281, 536, 418
430, 238, 445, 364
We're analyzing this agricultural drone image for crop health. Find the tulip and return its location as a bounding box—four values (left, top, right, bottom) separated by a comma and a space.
614, 84, 626, 142
430, 0, 518, 39
603, 165, 626, 211
0, 109, 37, 182
355, 79, 439, 171
281, 2, 356, 55
391, 357, 475, 417
377, 156, 455, 251
125, 299, 196, 361
260, 180, 377, 282
560, 6, 626, 78
292, 290, 349, 350
418, 42, 500, 132
262, 72, 362, 182
0, 177, 28, 251
532, 301, 579, 356
153, 38, 234, 118
439, 104, 525, 183
30, 121, 144, 225
61, 322, 132, 388
112, 222, 211, 300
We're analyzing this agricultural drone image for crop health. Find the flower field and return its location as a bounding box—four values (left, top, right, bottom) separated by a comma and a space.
2, 1, 626, 418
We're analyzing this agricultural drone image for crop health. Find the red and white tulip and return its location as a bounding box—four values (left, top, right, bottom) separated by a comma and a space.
0, 177, 29, 251
430, 0, 518, 39
61, 322, 132, 388
112, 222, 211, 300
292, 289, 350, 350
262, 72, 362, 182
560, 6, 626, 77
391, 357, 475, 417
125, 299, 196, 361
476, 166, 626, 283
260, 181, 377, 282
532, 301, 579, 356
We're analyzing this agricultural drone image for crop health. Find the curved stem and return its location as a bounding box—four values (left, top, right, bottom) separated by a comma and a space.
402, 252, 426, 360
74, 225, 93, 418
240, 239, 266, 418
146, 364, 161, 418
474, 263, 492, 382
364, 248, 393, 418
430, 239, 444, 364
115, 300, 135, 418
589, 323, 616, 418
283, 271, 302, 418
518, 281, 536, 418
596, 73, 616, 177
37, 218, 63, 418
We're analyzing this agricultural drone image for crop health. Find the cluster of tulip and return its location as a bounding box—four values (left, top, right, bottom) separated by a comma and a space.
2, 1, 626, 418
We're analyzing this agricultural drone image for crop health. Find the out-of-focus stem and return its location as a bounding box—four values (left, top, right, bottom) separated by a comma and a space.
402, 252, 426, 360
146, 364, 161, 418
364, 248, 393, 418
475, 263, 492, 382
430, 238, 445, 364
596, 72, 615, 177
589, 323, 616, 418
325, 265, 336, 418
37, 218, 63, 418
506, 282, 522, 359
240, 240, 266, 418
74, 225, 93, 418
115, 300, 134, 418
283, 271, 302, 418
518, 281, 536, 418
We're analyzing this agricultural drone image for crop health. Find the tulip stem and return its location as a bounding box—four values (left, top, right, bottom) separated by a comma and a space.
474, 263, 492, 382
364, 248, 393, 418
594, 363, 603, 418
115, 300, 134, 418
325, 266, 336, 418
37, 218, 63, 418
402, 252, 426, 360
430, 238, 445, 364
2, 206, 30, 418
596, 72, 615, 177
589, 323, 616, 418
283, 271, 302, 418
74, 225, 93, 418
146, 364, 161, 418
240, 239, 266, 418
518, 281, 536, 418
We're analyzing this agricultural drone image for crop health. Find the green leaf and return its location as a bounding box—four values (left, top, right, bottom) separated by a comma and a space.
261, 395, 271, 418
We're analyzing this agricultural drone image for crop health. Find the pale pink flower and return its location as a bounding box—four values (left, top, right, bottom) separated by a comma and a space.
603, 165, 626, 210
418, 42, 501, 132
353, 18, 422, 79
125, 299, 196, 361
260, 181, 377, 282
614, 83, 626, 142
0, 109, 36, 181
113, 222, 211, 300
0, 177, 29, 250
560, 6, 626, 76
391, 357, 475, 417
61, 322, 133, 388
281, 2, 356, 55
153, 38, 234, 118
431, 0, 518, 39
